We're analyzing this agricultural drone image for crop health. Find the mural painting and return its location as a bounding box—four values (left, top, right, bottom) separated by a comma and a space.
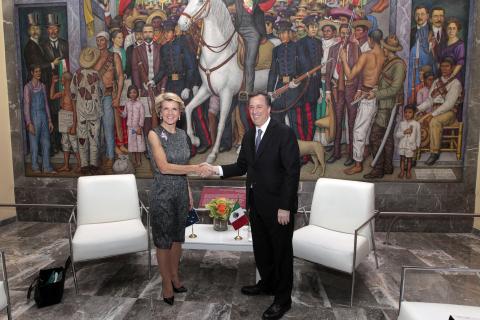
16, 0, 470, 181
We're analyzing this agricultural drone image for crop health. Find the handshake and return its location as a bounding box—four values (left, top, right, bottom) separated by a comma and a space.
196, 162, 219, 178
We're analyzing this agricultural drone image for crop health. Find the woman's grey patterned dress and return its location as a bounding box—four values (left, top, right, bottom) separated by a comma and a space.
148, 126, 190, 249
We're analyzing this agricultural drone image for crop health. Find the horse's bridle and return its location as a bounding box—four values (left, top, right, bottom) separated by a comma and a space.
180, 0, 211, 24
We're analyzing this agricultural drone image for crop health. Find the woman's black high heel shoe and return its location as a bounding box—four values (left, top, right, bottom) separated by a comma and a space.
172, 281, 188, 293
163, 295, 174, 305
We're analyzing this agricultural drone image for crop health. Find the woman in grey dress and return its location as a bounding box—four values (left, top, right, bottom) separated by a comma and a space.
147, 92, 209, 305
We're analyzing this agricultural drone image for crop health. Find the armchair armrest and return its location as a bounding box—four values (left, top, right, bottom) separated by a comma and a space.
297, 206, 311, 225
139, 200, 150, 231
399, 266, 480, 311
68, 206, 77, 240
352, 210, 380, 271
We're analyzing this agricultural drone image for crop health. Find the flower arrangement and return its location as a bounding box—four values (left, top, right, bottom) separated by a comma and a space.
205, 197, 234, 221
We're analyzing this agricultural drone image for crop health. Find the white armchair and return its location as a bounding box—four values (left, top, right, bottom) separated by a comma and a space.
292, 178, 379, 307
398, 266, 480, 320
69, 174, 151, 294
0, 251, 12, 320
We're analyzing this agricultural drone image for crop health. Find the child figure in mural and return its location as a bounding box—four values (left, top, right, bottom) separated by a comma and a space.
122, 85, 146, 168
50, 72, 81, 173
396, 104, 421, 179
24, 65, 56, 173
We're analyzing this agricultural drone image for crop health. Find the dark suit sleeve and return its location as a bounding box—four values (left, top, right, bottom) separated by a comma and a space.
153, 46, 167, 86
182, 43, 196, 89
267, 48, 277, 92
279, 127, 300, 211
131, 48, 142, 90
221, 132, 249, 177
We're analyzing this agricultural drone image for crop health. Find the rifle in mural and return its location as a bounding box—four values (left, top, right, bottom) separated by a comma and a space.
409, 41, 420, 104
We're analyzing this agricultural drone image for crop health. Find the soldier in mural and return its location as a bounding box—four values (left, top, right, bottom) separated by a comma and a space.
353, 19, 372, 53
93, 31, 125, 169
341, 29, 384, 175
364, 34, 406, 179
267, 21, 302, 128
295, 14, 321, 142
325, 22, 361, 166
416, 57, 462, 166
71, 48, 104, 175
23, 65, 55, 174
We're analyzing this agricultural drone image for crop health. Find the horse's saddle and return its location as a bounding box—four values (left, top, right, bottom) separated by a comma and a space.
237, 36, 273, 71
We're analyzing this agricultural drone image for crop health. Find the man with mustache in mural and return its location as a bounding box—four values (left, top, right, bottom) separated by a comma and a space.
340, 29, 385, 175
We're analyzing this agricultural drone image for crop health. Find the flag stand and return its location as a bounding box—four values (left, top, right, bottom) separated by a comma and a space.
188, 225, 197, 238
234, 229, 242, 240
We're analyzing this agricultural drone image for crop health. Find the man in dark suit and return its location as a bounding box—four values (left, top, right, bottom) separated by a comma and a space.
430, 7, 447, 66
23, 13, 51, 85
42, 13, 69, 76
207, 92, 300, 319
132, 23, 162, 133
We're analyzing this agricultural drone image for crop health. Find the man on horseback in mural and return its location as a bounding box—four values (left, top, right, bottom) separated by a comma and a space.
223, 0, 273, 101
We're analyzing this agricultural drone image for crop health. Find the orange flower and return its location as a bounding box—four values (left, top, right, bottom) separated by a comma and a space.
217, 203, 227, 214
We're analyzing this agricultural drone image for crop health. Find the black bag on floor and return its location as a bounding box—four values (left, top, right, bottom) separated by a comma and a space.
27, 257, 71, 308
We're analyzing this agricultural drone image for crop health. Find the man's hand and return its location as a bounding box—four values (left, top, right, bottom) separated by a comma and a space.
278, 209, 290, 225
112, 97, 120, 108
52, 58, 60, 66
27, 123, 35, 135
288, 80, 299, 89
136, 127, 142, 135
366, 90, 376, 99
48, 121, 54, 133
69, 126, 76, 135
181, 88, 190, 100
192, 86, 199, 96
339, 48, 347, 62
353, 90, 362, 101
198, 162, 217, 177
268, 92, 276, 103
325, 92, 332, 105
419, 112, 433, 124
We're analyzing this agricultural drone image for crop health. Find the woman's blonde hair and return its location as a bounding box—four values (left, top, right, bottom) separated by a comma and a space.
154, 92, 185, 116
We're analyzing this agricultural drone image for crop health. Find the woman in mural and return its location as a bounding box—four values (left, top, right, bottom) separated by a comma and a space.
147, 93, 209, 305
439, 18, 465, 83
110, 29, 129, 155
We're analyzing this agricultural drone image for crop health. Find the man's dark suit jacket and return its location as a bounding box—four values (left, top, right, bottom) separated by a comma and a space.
222, 118, 300, 216
131, 42, 162, 96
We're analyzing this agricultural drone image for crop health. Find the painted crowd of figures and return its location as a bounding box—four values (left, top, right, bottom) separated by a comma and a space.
21, 0, 466, 179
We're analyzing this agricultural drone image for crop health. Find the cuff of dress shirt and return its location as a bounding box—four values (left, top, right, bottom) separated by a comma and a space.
217, 166, 223, 177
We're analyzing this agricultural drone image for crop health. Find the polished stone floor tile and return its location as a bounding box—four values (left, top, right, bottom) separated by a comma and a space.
1, 223, 480, 320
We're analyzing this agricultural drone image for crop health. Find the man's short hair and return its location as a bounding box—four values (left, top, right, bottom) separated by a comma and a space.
248, 91, 271, 107
369, 29, 383, 44
414, 5, 429, 14
441, 56, 455, 66
431, 7, 445, 14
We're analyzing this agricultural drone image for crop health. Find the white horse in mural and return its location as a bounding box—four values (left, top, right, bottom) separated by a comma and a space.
178, 0, 269, 163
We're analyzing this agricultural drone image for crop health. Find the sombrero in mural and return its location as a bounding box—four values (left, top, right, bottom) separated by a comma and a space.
146, 10, 168, 25
318, 18, 339, 31
125, 9, 148, 29
79, 47, 100, 69
352, 19, 373, 30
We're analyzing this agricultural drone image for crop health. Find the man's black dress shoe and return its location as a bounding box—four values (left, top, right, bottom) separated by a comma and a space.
163, 296, 174, 305
327, 154, 341, 164
262, 301, 291, 320
344, 157, 355, 166
241, 284, 273, 296
425, 153, 440, 166
172, 281, 187, 293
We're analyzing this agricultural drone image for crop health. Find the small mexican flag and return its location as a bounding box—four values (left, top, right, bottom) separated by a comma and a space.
229, 202, 249, 230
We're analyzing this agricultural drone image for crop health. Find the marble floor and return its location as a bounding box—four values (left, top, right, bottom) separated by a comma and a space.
1, 221, 480, 320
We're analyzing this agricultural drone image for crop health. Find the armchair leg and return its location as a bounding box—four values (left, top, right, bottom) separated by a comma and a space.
370, 221, 379, 269
350, 270, 356, 307
71, 260, 79, 294
6, 304, 12, 320
147, 245, 152, 280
